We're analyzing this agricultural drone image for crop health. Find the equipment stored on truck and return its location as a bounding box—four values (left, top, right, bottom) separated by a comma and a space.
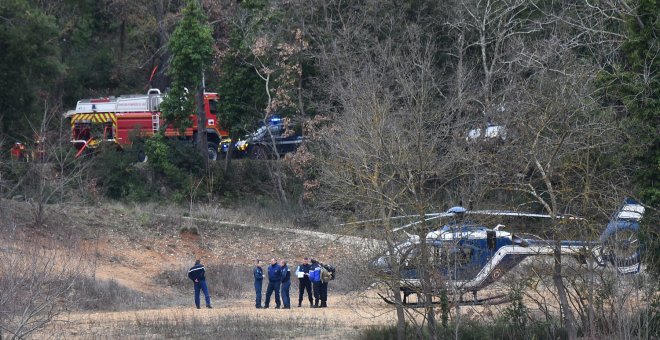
63, 88, 228, 160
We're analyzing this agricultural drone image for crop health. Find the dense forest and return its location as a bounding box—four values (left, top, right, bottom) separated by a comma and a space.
0, 0, 658, 339
0, 0, 657, 202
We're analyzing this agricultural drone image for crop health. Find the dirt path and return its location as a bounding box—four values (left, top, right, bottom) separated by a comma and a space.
151, 212, 382, 250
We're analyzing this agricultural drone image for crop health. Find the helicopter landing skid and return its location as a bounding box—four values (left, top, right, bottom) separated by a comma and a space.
377, 293, 510, 307
458, 293, 510, 306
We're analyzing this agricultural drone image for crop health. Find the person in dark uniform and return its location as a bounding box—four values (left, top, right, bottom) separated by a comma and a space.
295, 257, 313, 307
318, 261, 330, 308
253, 259, 264, 308
264, 258, 282, 309
188, 259, 212, 309
279, 259, 291, 309
309, 259, 321, 308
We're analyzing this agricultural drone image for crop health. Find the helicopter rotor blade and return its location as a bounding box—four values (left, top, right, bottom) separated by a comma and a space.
336, 212, 445, 227
338, 209, 584, 230
466, 210, 584, 220
392, 214, 454, 232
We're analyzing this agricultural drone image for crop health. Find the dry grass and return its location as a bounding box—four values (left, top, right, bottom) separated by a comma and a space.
42, 296, 397, 339
4, 201, 656, 339
157, 263, 252, 299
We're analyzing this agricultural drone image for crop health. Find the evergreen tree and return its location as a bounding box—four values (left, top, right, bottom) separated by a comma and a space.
160, 0, 214, 157
215, 26, 268, 139
0, 0, 62, 139
600, 0, 659, 277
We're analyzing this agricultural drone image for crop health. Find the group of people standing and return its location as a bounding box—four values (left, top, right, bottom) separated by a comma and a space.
254, 257, 333, 309
187, 257, 335, 310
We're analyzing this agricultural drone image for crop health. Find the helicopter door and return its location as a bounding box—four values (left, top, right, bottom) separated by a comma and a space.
487, 231, 496, 250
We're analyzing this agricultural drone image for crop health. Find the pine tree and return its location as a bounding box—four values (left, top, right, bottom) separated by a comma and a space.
160, 0, 214, 158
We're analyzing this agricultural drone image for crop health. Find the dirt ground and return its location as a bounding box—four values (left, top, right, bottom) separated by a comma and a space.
48, 294, 398, 339
1, 202, 399, 339
10, 202, 642, 339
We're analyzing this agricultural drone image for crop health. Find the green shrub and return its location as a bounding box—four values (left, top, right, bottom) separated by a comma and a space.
144, 133, 205, 189
88, 134, 303, 206
179, 225, 199, 235
88, 144, 154, 201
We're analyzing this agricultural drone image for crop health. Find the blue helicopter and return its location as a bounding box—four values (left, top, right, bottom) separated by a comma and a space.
370, 199, 645, 306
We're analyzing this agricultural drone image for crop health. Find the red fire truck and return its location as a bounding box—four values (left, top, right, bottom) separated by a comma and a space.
64, 89, 228, 160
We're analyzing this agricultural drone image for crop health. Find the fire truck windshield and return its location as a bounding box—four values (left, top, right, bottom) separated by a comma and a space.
209, 99, 219, 115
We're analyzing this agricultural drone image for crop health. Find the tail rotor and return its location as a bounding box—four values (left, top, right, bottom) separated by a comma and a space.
598, 199, 645, 274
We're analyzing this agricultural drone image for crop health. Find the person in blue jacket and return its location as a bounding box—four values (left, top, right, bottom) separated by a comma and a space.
295, 257, 313, 307
264, 258, 282, 309
279, 259, 291, 309
254, 259, 264, 308
188, 259, 212, 309
309, 259, 321, 308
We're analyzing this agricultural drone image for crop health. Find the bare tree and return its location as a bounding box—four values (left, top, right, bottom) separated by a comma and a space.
5, 100, 92, 226
482, 52, 633, 338
0, 238, 87, 339
308, 6, 482, 333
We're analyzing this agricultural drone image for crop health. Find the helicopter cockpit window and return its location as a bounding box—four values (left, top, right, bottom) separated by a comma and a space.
399, 244, 447, 269
398, 246, 419, 268
436, 243, 474, 266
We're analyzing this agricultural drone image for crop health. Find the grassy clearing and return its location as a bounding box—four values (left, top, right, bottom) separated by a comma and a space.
157, 263, 252, 300
39, 292, 398, 339
112, 313, 340, 339
72, 276, 155, 311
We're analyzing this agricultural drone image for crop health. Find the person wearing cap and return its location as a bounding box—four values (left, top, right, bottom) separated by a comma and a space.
279, 259, 291, 309
295, 257, 313, 307
264, 258, 282, 309
253, 259, 264, 308
188, 259, 212, 309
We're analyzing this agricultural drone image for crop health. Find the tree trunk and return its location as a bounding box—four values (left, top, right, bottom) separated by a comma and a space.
153, 0, 171, 89
196, 84, 208, 165
388, 240, 407, 340
382, 213, 406, 340
418, 226, 437, 337
224, 141, 234, 173
553, 243, 577, 340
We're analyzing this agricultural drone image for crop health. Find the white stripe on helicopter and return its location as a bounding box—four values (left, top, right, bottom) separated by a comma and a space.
399, 244, 609, 291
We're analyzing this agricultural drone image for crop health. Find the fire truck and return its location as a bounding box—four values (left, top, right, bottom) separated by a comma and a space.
64, 89, 229, 160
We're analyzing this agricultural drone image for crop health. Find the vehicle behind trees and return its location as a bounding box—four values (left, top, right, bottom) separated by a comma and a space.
222, 116, 303, 159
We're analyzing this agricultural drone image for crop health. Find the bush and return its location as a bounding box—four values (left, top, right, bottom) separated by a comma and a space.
358, 319, 565, 340
90, 135, 208, 202
89, 143, 155, 201
145, 133, 205, 186
156, 263, 252, 299
87, 134, 303, 206
179, 225, 200, 235
71, 276, 152, 311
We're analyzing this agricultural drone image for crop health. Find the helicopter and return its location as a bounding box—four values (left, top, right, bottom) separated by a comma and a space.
368, 199, 645, 306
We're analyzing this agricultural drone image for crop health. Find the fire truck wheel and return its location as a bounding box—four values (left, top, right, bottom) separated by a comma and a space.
137, 150, 148, 163
249, 145, 267, 160
207, 142, 219, 161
